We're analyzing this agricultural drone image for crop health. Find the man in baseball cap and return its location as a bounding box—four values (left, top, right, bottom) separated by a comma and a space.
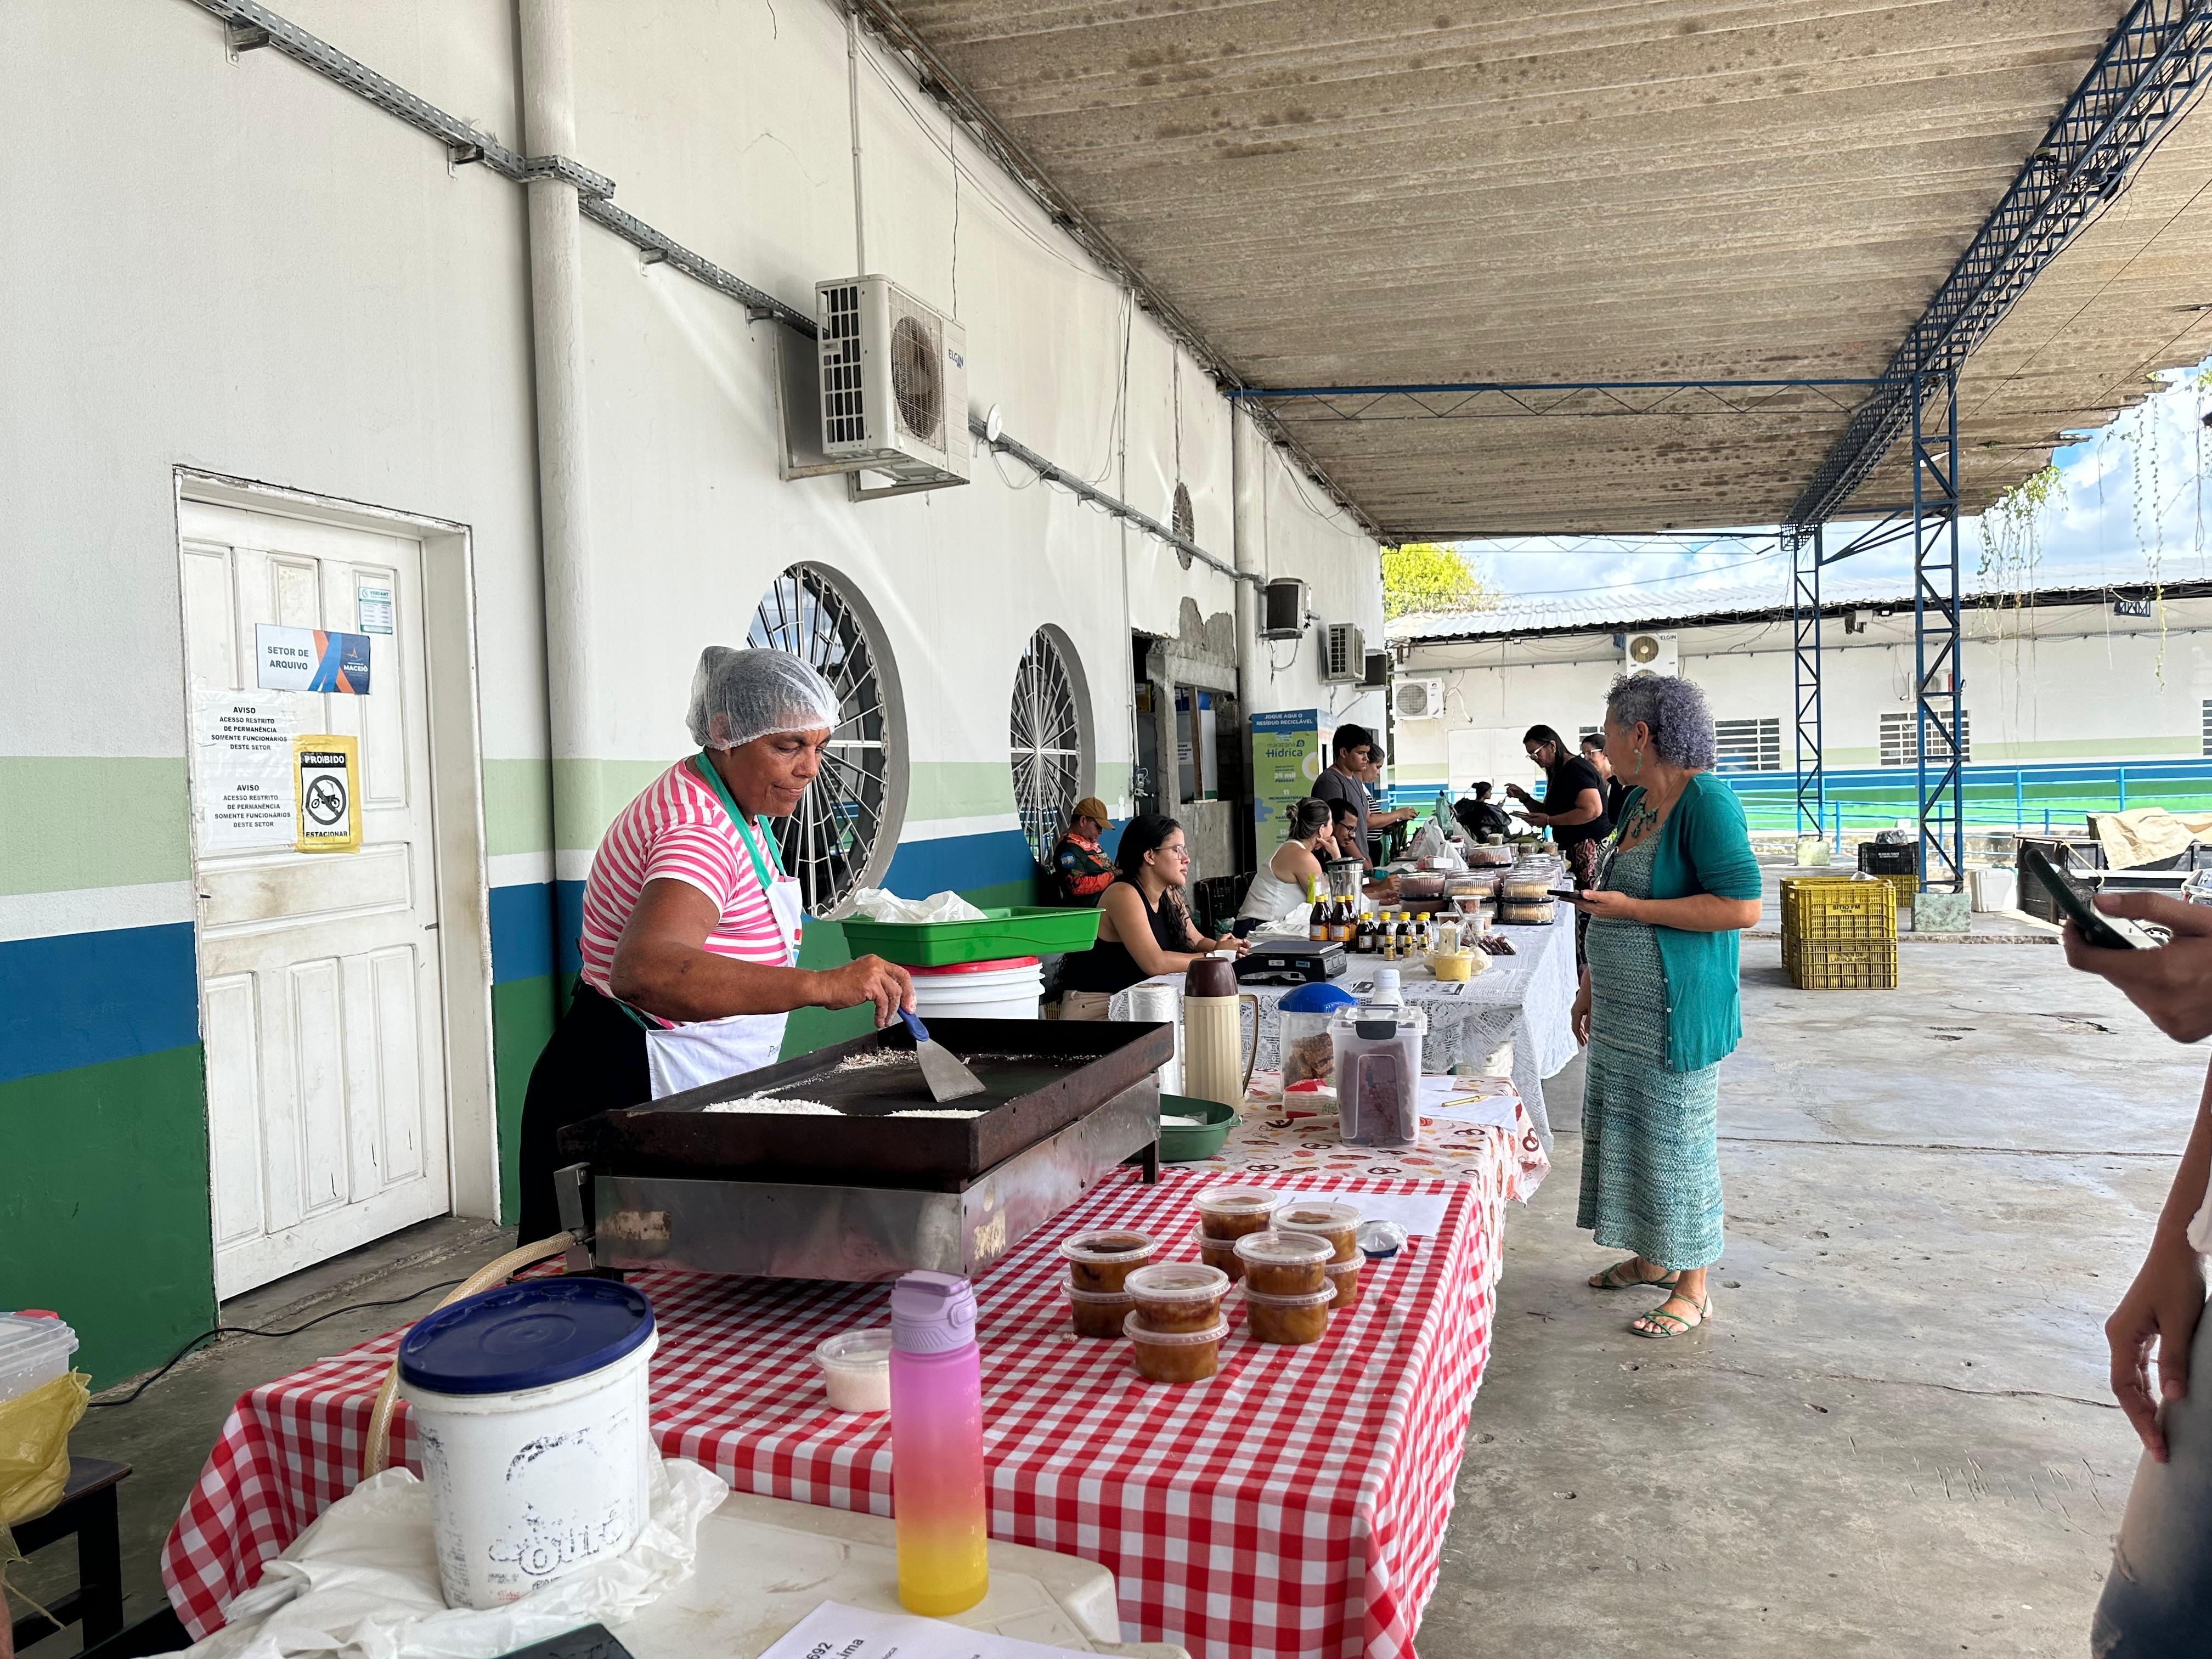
1051, 797, 1116, 905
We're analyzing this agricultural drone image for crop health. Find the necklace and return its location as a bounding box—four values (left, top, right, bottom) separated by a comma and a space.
1621, 794, 1665, 844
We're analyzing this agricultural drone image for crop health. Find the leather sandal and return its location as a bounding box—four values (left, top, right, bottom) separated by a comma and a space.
1630, 1291, 1712, 1338
1589, 1257, 1681, 1291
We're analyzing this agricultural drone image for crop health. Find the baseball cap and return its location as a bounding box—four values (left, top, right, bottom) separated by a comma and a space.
1071, 796, 1111, 824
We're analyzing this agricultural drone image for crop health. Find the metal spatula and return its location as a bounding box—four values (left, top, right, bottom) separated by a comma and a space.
898, 1008, 988, 1103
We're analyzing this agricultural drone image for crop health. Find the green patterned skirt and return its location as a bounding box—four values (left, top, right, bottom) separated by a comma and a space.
1574, 833, 1725, 1270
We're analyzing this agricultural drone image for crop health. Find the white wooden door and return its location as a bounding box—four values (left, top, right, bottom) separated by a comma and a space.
179, 501, 452, 1297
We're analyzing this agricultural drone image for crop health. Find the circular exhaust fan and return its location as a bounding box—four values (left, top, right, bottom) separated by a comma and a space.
1628, 634, 1662, 665
890, 314, 943, 443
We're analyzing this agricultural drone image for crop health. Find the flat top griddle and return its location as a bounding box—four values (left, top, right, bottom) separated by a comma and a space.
557, 1016, 1173, 1189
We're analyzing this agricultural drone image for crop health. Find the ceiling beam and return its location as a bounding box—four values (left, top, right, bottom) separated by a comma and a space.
1786, 0, 2212, 531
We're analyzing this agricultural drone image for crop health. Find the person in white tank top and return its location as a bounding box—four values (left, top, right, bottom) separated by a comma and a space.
1238, 799, 1398, 932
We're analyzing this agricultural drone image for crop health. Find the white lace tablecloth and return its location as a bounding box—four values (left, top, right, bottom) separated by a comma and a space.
1110, 905, 1580, 1145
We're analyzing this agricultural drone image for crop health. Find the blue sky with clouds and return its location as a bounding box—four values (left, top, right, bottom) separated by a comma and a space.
1455, 355, 2212, 603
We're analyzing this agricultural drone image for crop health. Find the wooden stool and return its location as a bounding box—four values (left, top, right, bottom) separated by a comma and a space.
8, 1457, 129, 1651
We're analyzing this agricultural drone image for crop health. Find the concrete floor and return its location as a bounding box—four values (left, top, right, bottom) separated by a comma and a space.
1423, 933, 2200, 1658
22, 929, 2200, 1655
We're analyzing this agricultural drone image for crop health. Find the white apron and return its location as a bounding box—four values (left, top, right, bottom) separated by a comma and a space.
636, 754, 806, 1099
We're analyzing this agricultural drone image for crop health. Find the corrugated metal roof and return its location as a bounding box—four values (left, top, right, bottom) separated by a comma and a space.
885, 2, 2212, 537
1386, 573, 2185, 641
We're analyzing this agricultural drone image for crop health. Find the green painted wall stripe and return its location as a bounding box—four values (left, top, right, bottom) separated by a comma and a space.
1, 759, 191, 896
483, 759, 556, 860
3, 757, 1142, 882
0, 1043, 215, 1389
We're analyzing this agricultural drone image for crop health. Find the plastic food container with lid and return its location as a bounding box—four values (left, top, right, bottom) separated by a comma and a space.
1066, 1288, 1137, 1340
1194, 1185, 1280, 1242
1125, 1262, 1231, 1333
1197, 1237, 1244, 1280
1330, 972, 1427, 1150
816, 1327, 893, 1412
0, 1312, 80, 1405
1233, 1229, 1333, 1296
397, 1279, 658, 1609
1325, 1258, 1364, 1309
1124, 1314, 1229, 1384
1278, 981, 1356, 1088
1243, 1285, 1334, 1345
1060, 1231, 1155, 1294
1272, 1200, 1363, 1262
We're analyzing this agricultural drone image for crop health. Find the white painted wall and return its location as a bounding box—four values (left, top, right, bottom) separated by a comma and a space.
4, 0, 1379, 888
1390, 598, 2212, 787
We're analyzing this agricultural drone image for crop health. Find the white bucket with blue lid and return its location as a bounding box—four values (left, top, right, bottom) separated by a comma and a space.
398, 1279, 657, 1609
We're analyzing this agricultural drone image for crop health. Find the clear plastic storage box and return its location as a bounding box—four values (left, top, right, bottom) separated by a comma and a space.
0, 1312, 80, 1403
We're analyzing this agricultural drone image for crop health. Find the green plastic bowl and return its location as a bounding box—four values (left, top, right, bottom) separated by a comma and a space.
1157, 1093, 1238, 1163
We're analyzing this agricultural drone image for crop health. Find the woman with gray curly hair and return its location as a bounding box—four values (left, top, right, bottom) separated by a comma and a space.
1569, 672, 1763, 1338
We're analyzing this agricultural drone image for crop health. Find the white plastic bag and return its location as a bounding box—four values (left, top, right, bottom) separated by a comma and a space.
187, 1458, 728, 1659
848, 888, 987, 924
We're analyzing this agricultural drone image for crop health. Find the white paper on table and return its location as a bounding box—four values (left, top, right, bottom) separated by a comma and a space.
758, 1600, 1097, 1659
1306, 1190, 1454, 1238
1420, 1074, 1521, 1130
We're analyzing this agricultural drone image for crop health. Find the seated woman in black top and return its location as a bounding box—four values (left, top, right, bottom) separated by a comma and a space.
1058, 814, 1245, 1019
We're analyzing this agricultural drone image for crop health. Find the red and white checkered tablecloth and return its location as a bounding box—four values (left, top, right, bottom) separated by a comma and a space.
164, 1167, 1500, 1658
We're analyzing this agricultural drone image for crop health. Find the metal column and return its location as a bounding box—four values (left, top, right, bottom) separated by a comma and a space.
1790, 524, 1825, 838
1910, 373, 1967, 891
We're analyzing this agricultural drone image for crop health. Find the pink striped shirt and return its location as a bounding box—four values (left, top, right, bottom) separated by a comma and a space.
577, 761, 795, 1006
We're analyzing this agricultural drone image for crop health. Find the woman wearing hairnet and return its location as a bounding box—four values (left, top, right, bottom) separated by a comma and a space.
515, 646, 915, 1240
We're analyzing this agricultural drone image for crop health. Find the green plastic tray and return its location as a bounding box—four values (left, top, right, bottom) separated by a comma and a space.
838, 905, 1104, 967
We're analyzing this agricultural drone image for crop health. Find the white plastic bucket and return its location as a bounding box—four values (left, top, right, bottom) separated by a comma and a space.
400, 1326, 657, 1609
909, 956, 1043, 1020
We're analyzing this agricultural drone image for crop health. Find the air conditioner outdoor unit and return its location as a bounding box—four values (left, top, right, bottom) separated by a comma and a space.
1392, 678, 1444, 720
1322, 623, 1364, 683
1622, 631, 1679, 678
812, 275, 969, 495
1362, 650, 1390, 689
1260, 578, 1307, 640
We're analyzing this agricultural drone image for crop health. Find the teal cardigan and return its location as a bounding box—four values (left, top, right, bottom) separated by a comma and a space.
1612, 771, 1764, 1072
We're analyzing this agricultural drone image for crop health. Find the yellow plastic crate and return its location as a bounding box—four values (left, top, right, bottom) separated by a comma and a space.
1780, 877, 1898, 946
1787, 940, 1899, 991
1868, 872, 1919, 913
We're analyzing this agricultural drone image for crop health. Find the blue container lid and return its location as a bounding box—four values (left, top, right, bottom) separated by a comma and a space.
398, 1279, 654, 1396
1279, 981, 1356, 1014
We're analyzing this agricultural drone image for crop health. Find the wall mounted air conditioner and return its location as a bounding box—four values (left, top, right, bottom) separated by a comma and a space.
1260, 578, 1307, 640
1362, 650, 1390, 689
1622, 631, 1679, 678
777, 275, 968, 500
1392, 679, 1445, 720
1322, 623, 1364, 683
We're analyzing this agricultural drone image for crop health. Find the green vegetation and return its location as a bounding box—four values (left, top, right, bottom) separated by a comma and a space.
1383, 543, 1496, 620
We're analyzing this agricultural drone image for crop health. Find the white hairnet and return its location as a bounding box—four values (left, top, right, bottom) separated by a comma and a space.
687, 646, 842, 750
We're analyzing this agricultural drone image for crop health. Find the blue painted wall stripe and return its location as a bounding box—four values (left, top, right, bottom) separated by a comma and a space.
4, 831, 1065, 1084
0, 923, 199, 1085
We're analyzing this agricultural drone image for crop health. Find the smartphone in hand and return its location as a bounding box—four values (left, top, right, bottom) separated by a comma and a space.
2019, 845, 2159, 950
1548, 888, 1594, 907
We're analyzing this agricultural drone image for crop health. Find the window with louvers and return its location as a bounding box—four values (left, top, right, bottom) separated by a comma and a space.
1713, 718, 1781, 773
748, 564, 902, 915
1011, 628, 1090, 865
1880, 710, 1970, 766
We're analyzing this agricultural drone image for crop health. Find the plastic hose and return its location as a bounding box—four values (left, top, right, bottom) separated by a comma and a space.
360, 1234, 576, 1483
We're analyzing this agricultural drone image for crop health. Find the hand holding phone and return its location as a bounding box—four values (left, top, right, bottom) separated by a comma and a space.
2020, 846, 2160, 951
1548, 888, 1594, 907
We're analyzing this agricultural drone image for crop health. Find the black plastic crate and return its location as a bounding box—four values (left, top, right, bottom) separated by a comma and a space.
1857, 842, 1919, 876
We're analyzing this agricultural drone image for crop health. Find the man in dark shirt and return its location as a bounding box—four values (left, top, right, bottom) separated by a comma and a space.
1313, 725, 1381, 871
1049, 797, 1116, 906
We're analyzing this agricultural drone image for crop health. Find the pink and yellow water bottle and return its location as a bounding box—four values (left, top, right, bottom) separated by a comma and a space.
889, 1271, 989, 1615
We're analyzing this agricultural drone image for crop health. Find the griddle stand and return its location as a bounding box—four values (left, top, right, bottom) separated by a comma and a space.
554, 1077, 1161, 1283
